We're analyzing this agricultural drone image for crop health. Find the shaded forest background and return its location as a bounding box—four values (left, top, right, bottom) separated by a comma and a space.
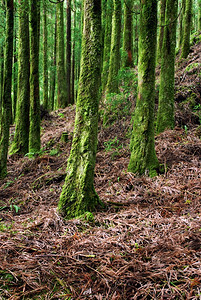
0, 0, 201, 299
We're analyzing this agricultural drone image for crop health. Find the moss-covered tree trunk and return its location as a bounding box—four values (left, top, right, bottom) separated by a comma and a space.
101, 0, 113, 92
49, 11, 56, 111
29, 0, 41, 154
156, 0, 178, 133
180, 0, 192, 58
198, 0, 201, 31
43, 0, 48, 110
66, 0, 72, 105
71, 4, 76, 104
0, 0, 13, 178
56, 2, 67, 108
106, 0, 121, 94
59, 0, 103, 219
10, 0, 30, 155
12, 25, 18, 122
123, 0, 133, 68
179, 0, 186, 47
128, 0, 159, 177
157, 0, 166, 64
0, 47, 4, 120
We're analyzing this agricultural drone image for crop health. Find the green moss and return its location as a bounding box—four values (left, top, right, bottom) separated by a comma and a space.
156, 0, 178, 133
180, 0, 192, 59
128, 0, 159, 176
185, 62, 201, 74
58, 0, 104, 219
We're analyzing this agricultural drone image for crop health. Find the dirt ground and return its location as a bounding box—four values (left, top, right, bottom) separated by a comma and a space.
0, 43, 201, 299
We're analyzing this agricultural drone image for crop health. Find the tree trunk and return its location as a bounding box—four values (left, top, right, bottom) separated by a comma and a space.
43, 0, 48, 110
128, 0, 159, 177
123, 0, 133, 68
157, 0, 166, 64
101, 0, 113, 92
29, 0, 41, 154
12, 24, 18, 122
106, 0, 121, 94
156, 0, 178, 133
0, 0, 14, 178
49, 13, 56, 111
59, 0, 104, 218
66, 0, 72, 104
10, 0, 30, 155
56, 2, 67, 108
180, 0, 192, 58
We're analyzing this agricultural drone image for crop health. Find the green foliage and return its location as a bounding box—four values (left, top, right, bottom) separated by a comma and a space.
104, 136, 122, 152
49, 148, 60, 156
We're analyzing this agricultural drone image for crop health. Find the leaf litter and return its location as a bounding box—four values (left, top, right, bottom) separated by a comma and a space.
0, 47, 201, 299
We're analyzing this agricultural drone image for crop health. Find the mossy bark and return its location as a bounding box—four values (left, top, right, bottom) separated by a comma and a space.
66, 0, 72, 105
29, 0, 41, 154
56, 2, 67, 108
10, 0, 30, 155
0, 0, 13, 178
101, 0, 113, 91
43, 0, 48, 110
59, 0, 104, 219
12, 25, 18, 122
128, 0, 159, 177
157, 0, 166, 64
122, 0, 133, 68
180, 0, 192, 58
0, 47, 4, 121
156, 0, 178, 133
49, 11, 56, 111
106, 0, 121, 94
198, 0, 201, 31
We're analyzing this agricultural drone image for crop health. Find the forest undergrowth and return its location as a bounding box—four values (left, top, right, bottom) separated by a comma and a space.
0, 43, 201, 299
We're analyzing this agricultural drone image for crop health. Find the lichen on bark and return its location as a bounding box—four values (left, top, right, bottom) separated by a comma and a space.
0, 0, 13, 178
156, 0, 178, 133
58, 0, 104, 219
10, 0, 30, 155
128, 0, 159, 177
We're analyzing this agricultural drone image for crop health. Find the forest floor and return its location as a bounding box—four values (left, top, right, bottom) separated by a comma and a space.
0, 43, 201, 299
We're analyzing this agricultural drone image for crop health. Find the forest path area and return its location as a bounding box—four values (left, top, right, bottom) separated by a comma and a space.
0, 44, 201, 299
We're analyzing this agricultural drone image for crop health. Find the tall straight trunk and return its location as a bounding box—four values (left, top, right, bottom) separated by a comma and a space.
66, 0, 72, 104
0, 47, 4, 120
156, 0, 178, 133
101, 0, 113, 91
29, 0, 41, 154
123, 0, 133, 67
10, 0, 30, 155
0, 0, 14, 178
56, 2, 67, 108
157, 0, 166, 63
179, 0, 186, 47
43, 0, 48, 109
106, 0, 121, 94
50, 13, 56, 111
128, 0, 159, 177
12, 25, 18, 122
59, 0, 104, 218
198, 0, 201, 30
180, 0, 192, 58
71, 0, 76, 103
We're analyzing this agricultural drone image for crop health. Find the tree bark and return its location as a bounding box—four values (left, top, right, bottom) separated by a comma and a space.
10, 0, 30, 155
123, 0, 133, 67
0, 0, 14, 178
128, 0, 159, 177
59, 0, 104, 218
180, 0, 192, 58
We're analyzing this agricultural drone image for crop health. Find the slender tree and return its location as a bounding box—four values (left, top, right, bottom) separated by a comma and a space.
157, 0, 166, 63
59, 0, 104, 218
66, 0, 72, 104
198, 0, 201, 30
56, 1, 67, 108
123, 0, 133, 67
101, 0, 113, 91
0, 0, 14, 178
71, 0, 76, 103
156, 0, 178, 133
49, 12, 57, 111
10, 0, 30, 155
106, 0, 121, 94
12, 24, 18, 122
42, 0, 48, 110
180, 0, 192, 58
128, 0, 159, 177
29, 0, 41, 154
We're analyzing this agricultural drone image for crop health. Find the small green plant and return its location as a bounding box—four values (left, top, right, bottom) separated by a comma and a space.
104, 136, 122, 152
58, 112, 65, 118
49, 148, 60, 156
